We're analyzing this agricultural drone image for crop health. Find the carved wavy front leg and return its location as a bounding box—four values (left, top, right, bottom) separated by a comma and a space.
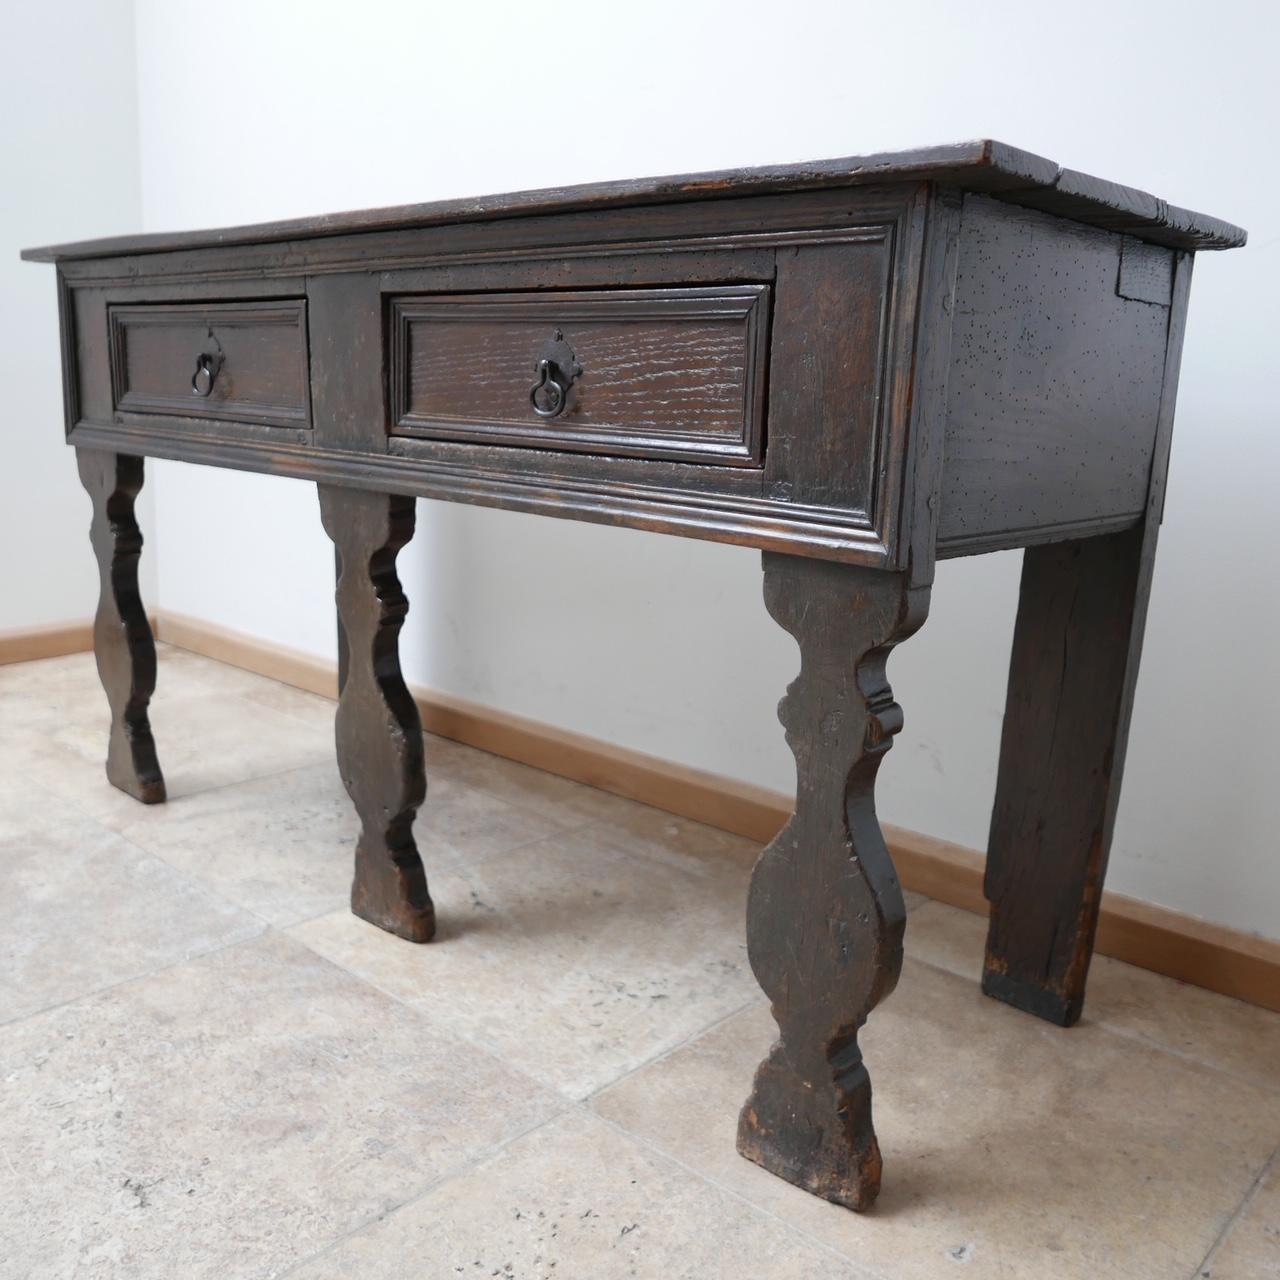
318, 486, 433, 943
737, 553, 929, 1211
75, 448, 164, 804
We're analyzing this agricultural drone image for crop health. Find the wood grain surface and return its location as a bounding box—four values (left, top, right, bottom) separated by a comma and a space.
318, 485, 433, 943
738, 553, 929, 1211
23, 139, 1244, 261
392, 287, 769, 464
75, 448, 164, 804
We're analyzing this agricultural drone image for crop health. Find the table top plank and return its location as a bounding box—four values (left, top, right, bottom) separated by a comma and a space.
21, 139, 1244, 262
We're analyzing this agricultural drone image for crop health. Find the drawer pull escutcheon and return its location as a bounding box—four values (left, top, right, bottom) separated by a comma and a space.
191, 351, 223, 398
528, 329, 582, 419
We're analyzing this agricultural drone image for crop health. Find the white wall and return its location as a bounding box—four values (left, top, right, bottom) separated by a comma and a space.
1, 0, 145, 628
129, 0, 1280, 939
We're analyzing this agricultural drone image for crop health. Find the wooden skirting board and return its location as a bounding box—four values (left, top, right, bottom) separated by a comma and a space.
7, 611, 1278, 1013
0, 620, 95, 666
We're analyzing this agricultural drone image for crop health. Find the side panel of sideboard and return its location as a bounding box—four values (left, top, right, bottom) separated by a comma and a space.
936, 195, 1178, 556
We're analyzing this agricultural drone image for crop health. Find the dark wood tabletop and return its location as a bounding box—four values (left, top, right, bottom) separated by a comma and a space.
23, 138, 1245, 262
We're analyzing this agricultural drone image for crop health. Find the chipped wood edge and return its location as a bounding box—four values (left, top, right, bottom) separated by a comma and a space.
0, 606, 1237, 1015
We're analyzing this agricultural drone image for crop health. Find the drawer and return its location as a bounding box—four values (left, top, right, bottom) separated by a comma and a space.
388, 286, 770, 465
108, 300, 311, 429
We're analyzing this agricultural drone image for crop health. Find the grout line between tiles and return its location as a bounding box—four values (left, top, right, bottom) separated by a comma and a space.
284, 849, 758, 1105
281, 937, 573, 1101
272, 1101, 575, 1280
586, 1107, 891, 1280
1189, 1141, 1279, 1280
105, 770, 596, 939
902, 948, 1280, 1096
448, 817, 622, 877
0, 922, 272, 1033
110, 821, 293, 931
229, 805, 615, 939
252, 921, 584, 1278
269, 903, 354, 932
42, 755, 336, 832
279, 917, 574, 1099
6, 800, 293, 942
271, 930, 856, 1271
1070, 1018, 1280, 1096
580, 992, 765, 1107
273, 1090, 884, 1280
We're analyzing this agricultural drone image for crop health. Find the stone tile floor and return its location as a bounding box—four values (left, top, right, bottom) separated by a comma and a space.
0, 646, 1276, 1279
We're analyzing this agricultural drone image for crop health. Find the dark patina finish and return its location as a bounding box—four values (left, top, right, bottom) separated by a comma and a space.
24, 140, 1244, 1212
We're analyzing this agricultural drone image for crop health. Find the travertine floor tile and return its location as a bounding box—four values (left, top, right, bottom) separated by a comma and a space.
109, 759, 564, 927
906, 900, 1280, 1090
425, 733, 652, 828
289, 828, 759, 1098
1, 646, 309, 741
5, 650, 1277, 1279
580, 802, 931, 928
16, 688, 333, 825
899, 899, 985, 979
0, 771, 88, 840
0, 650, 116, 735
155, 645, 339, 732
1205, 1155, 1280, 1278
288, 1110, 873, 1280
105, 762, 358, 927
592, 958, 1280, 1280
414, 771, 577, 867
585, 797, 764, 872
0, 820, 262, 1023
0, 932, 563, 1280
579, 800, 931, 912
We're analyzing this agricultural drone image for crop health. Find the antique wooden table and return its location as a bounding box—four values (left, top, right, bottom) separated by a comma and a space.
23, 141, 1244, 1211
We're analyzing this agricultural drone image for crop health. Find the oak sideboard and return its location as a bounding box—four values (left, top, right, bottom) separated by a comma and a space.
22, 140, 1245, 1211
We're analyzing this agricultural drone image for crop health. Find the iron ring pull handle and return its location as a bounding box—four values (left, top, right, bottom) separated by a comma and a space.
191, 352, 223, 398
529, 358, 569, 419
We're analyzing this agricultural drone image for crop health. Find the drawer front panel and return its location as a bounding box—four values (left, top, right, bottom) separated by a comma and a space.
108, 300, 311, 428
389, 286, 770, 465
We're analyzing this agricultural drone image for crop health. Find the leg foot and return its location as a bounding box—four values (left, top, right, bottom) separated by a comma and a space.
737, 554, 928, 1211
75, 448, 164, 804
739, 1042, 882, 1210
318, 486, 433, 943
